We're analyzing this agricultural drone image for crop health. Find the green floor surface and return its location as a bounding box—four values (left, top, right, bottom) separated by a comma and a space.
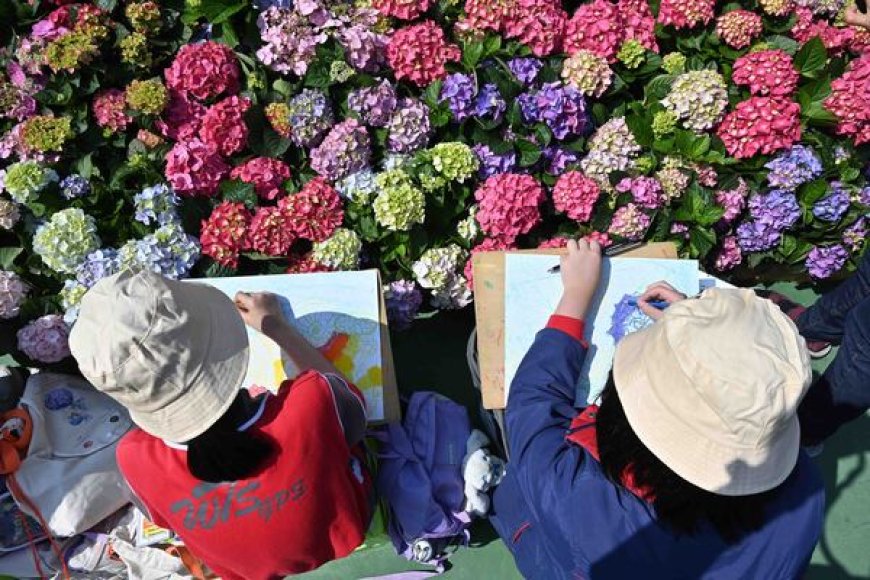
301, 285, 870, 579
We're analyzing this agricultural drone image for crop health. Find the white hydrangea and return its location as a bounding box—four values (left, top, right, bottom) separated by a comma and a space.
457, 207, 480, 242
412, 244, 467, 290
430, 275, 473, 310
312, 228, 362, 270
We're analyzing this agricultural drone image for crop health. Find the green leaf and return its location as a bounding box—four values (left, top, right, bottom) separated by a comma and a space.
780, 234, 798, 259
462, 41, 485, 70
688, 227, 716, 258
0, 247, 22, 269
689, 135, 711, 159
242, 252, 282, 261
515, 140, 541, 167
73, 153, 93, 179
840, 167, 860, 183
422, 80, 443, 109
767, 35, 800, 55
220, 179, 258, 209
273, 79, 294, 97
794, 37, 827, 76
625, 114, 653, 147
534, 124, 552, 147
644, 74, 675, 103
203, 261, 235, 278
483, 35, 502, 57
799, 178, 828, 205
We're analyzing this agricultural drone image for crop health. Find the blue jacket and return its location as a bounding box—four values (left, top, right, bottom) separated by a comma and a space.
490, 328, 825, 580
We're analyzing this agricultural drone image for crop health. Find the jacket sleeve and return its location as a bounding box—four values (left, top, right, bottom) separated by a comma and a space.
506, 326, 589, 491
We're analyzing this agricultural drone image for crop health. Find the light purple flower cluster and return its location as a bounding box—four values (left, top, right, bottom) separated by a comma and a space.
60, 175, 90, 200
74, 248, 120, 289
543, 147, 580, 175
736, 190, 801, 252
806, 244, 849, 279
387, 98, 431, 153
17, 314, 70, 363
256, 7, 328, 76
348, 81, 398, 127
508, 58, 544, 86
474, 84, 506, 119
615, 176, 665, 209
859, 186, 870, 206
440, 74, 506, 122
339, 19, 389, 73
287, 89, 335, 148
812, 182, 851, 222
473, 144, 518, 178
764, 145, 822, 191
384, 280, 423, 331
311, 119, 372, 182
519, 83, 590, 140
843, 218, 866, 251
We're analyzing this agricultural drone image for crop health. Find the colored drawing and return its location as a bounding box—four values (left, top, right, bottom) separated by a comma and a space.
503, 255, 699, 405
196, 271, 385, 421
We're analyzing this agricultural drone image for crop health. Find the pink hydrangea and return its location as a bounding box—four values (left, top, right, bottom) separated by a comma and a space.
230, 157, 292, 201
791, 8, 853, 56
464, 237, 516, 290
824, 53, 870, 146
618, 0, 659, 52
247, 206, 296, 256
731, 50, 799, 97
286, 253, 333, 274
460, 0, 517, 35
716, 10, 763, 49
156, 90, 206, 142
850, 28, 870, 55
200, 201, 252, 268
552, 171, 601, 222
199, 95, 251, 157
537, 232, 613, 248
585, 231, 613, 247
657, 0, 715, 29
92, 89, 131, 133
608, 203, 650, 240
164, 41, 240, 101
715, 178, 749, 223
373, 0, 432, 20
281, 177, 344, 242
615, 176, 666, 210
714, 236, 743, 271
538, 236, 571, 249
387, 21, 461, 87
17, 314, 70, 363
504, 0, 567, 57
693, 163, 718, 188
165, 138, 230, 197
717, 97, 802, 159
563, 0, 624, 62
474, 173, 546, 243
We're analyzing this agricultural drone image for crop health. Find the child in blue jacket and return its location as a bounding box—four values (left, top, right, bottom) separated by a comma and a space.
490, 239, 824, 580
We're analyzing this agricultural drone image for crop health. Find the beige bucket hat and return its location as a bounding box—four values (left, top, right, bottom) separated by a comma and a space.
612, 288, 812, 496
69, 270, 249, 443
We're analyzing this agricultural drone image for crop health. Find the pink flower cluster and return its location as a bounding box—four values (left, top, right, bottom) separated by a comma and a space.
552, 171, 601, 222
387, 21, 460, 87
286, 254, 332, 274
464, 237, 515, 290
792, 8, 854, 56
717, 97, 802, 159
608, 203, 650, 241
657, 0, 715, 29
373, 0, 432, 20
460, 0, 567, 56
92, 89, 131, 133
824, 53, 870, 146
230, 157, 292, 201
199, 96, 251, 157
714, 236, 743, 271
281, 177, 344, 242
248, 206, 296, 256
715, 10, 763, 49
474, 173, 546, 243
17, 314, 70, 363
731, 50, 799, 97
164, 41, 240, 101
563, 0, 657, 62
200, 201, 252, 268
715, 178, 750, 223
616, 176, 665, 210
157, 90, 206, 142
165, 138, 230, 197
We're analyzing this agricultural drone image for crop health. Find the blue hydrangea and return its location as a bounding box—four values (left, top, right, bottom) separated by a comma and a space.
336, 169, 378, 203
133, 183, 180, 226
472, 144, 518, 179
812, 182, 851, 222
440, 73, 476, 122
60, 175, 91, 200
508, 58, 543, 86
474, 84, 506, 121
75, 248, 120, 288
519, 83, 590, 140
764, 145, 822, 191
118, 223, 200, 280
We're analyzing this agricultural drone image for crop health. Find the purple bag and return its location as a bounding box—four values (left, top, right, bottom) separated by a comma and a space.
376, 392, 472, 571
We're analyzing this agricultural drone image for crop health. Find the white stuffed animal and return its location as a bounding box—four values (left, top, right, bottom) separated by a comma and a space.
461, 429, 506, 517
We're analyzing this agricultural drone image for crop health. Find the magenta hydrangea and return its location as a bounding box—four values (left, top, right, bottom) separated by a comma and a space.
717, 97, 802, 159
552, 171, 601, 222
715, 236, 743, 271
714, 178, 750, 223
387, 21, 460, 87
474, 173, 546, 243
731, 50, 799, 97
164, 138, 230, 197
230, 157, 292, 201
164, 41, 240, 101
615, 176, 665, 210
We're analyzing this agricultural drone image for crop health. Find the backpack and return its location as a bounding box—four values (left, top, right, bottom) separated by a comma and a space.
376, 392, 472, 571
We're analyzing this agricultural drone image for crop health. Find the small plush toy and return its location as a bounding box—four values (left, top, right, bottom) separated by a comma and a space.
461, 429, 506, 517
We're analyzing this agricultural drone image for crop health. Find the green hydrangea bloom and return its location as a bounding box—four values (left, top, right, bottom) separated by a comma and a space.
412, 245, 467, 290
312, 228, 362, 270
661, 53, 687, 75
45, 31, 100, 72
0, 81, 18, 113
457, 207, 479, 242
60, 280, 87, 312
429, 142, 479, 183
617, 40, 646, 70
20, 116, 72, 152
634, 156, 656, 175
126, 78, 168, 115
373, 170, 426, 231
121, 32, 152, 68
652, 110, 678, 139
419, 173, 447, 193
32, 208, 101, 274
126, 1, 161, 35
3, 161, 57, 204
330, 61, 355, 83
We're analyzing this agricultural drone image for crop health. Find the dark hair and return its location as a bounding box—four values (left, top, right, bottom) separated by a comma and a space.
186, 391, 275, 483
596, 374, 775, 544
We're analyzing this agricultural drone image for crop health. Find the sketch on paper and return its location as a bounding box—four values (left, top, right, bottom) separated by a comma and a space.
195, 270, 385, 421
503, 255, 699, 405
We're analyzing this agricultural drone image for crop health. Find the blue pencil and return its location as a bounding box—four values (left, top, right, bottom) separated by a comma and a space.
626, 298, 670, 310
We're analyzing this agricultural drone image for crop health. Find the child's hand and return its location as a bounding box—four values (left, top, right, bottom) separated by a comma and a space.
555, 238, 602, 320
235, 291, 285, 334
637, 281, 687, 320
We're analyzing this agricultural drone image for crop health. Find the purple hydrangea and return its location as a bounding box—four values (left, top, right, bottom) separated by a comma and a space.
440, 73, 476, 121
473, 144, 518, 178
74, 248, 120, 288
339, 24, 389, 73
844, 218, 866, 251
508, 57, 544, 86
736, 220, 785, 252
60, 175, 90, 200
287, 89, 335, 148
764, 145, 822, 191
737, 190, 801, 252
310, 118, 372, 182
348, 81, 398, 127
543, 147, 580, 175
133, 184, 180, 226
812, 182, 851, 222
519, 83, 589, 140
806, 244, 849, 279
256, 6, 325, 77
384, 280, 422, 331
474, 84, 506, 121
17, 314, 70, 363
387, 98, 431, 154
858, 186, 870, 207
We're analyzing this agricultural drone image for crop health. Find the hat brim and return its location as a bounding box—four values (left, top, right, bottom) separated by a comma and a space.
612, 326, 800, 497
128, 281, 249, 443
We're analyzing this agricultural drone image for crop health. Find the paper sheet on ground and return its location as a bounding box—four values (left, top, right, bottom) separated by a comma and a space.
197, 271, 384, 421
504, 255, 699, 406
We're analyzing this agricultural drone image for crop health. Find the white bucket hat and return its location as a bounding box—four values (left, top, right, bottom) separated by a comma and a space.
69, 270, 249, 443
612, 288, 812, 496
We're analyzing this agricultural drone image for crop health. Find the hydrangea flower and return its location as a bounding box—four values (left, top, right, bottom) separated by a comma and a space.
74, 248, 120, 289
336, 169, 378, 203
125, 78, 169, 115
736, 190, 801, 252
657, 0, 715, 29
759, 0, 793, 16
200, 201, 252, 268
715, 178, 750, 222
609, 203, 651, 240
731, 50, 799, 97
19, 115, 72, 152
164, 138, 230, 197
714, 236, 743, 271
330, 60, 355, 83
120, 32, 151, 68
287, 89, 335, 148
0, 200, 20, 230
440, 73, 476, 121
412, 244, 467, 290
265, 102, 293, 139
156, 89, 205, 142
311, 119, 372, 182
661, 70, 728, 133
519, 83, 589, 140
474, 84, 506, 120
824, 54, 870, 146
339, 18, 390, 73
715, 10, 763, 49
473, 144, 518, 179
564, 0, 624, 62
791, 8, 853, 56
281, 177, 344, 242
474, 173, 545, 242
508, 58, 543, 85
617, 39, 646, 69
812, 182, 851, 222
661, 52, 687, 74
655, 167, 690, 200
652, 111, 678, 138
457, 206, 480, 242
256, 7, 325, 77
133, 183, 179, 226
430, 275, 473, 309
387, 98, 431, 153
717, 98, 802, 159
199, 95, 251, 157
373, 169, 426, 231
616, 176, 665, 210
17, 314, 70, 363
0, 271, 28, 319
561, 51, 613, 98
543, 147, 580, 175
247, 206, 296, 256
164, 41, 240, 101
429, 142, 478, 182
764, 145, 822, 190
581, 117, 641, 187
92, 89, 131, 133
2, 161, 57, 203
806, 244, 849, 279
387, 21, 460, 87
553, 171, 601, 222
60, 279, 87, 324
32, 208, 100, 274
348, 81, 398, 127
118, 223, 200, 279
285, 253, 332, 274
312, 228, 362, 270
795, 0, 843, 16
384, 280, 423, 330
502, 0, 568, 58
843, 218, 866, 251
60, 174, 90, 199
230, 157, 292, 201
373, 0, 432, 20
126, 1, 162, 34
